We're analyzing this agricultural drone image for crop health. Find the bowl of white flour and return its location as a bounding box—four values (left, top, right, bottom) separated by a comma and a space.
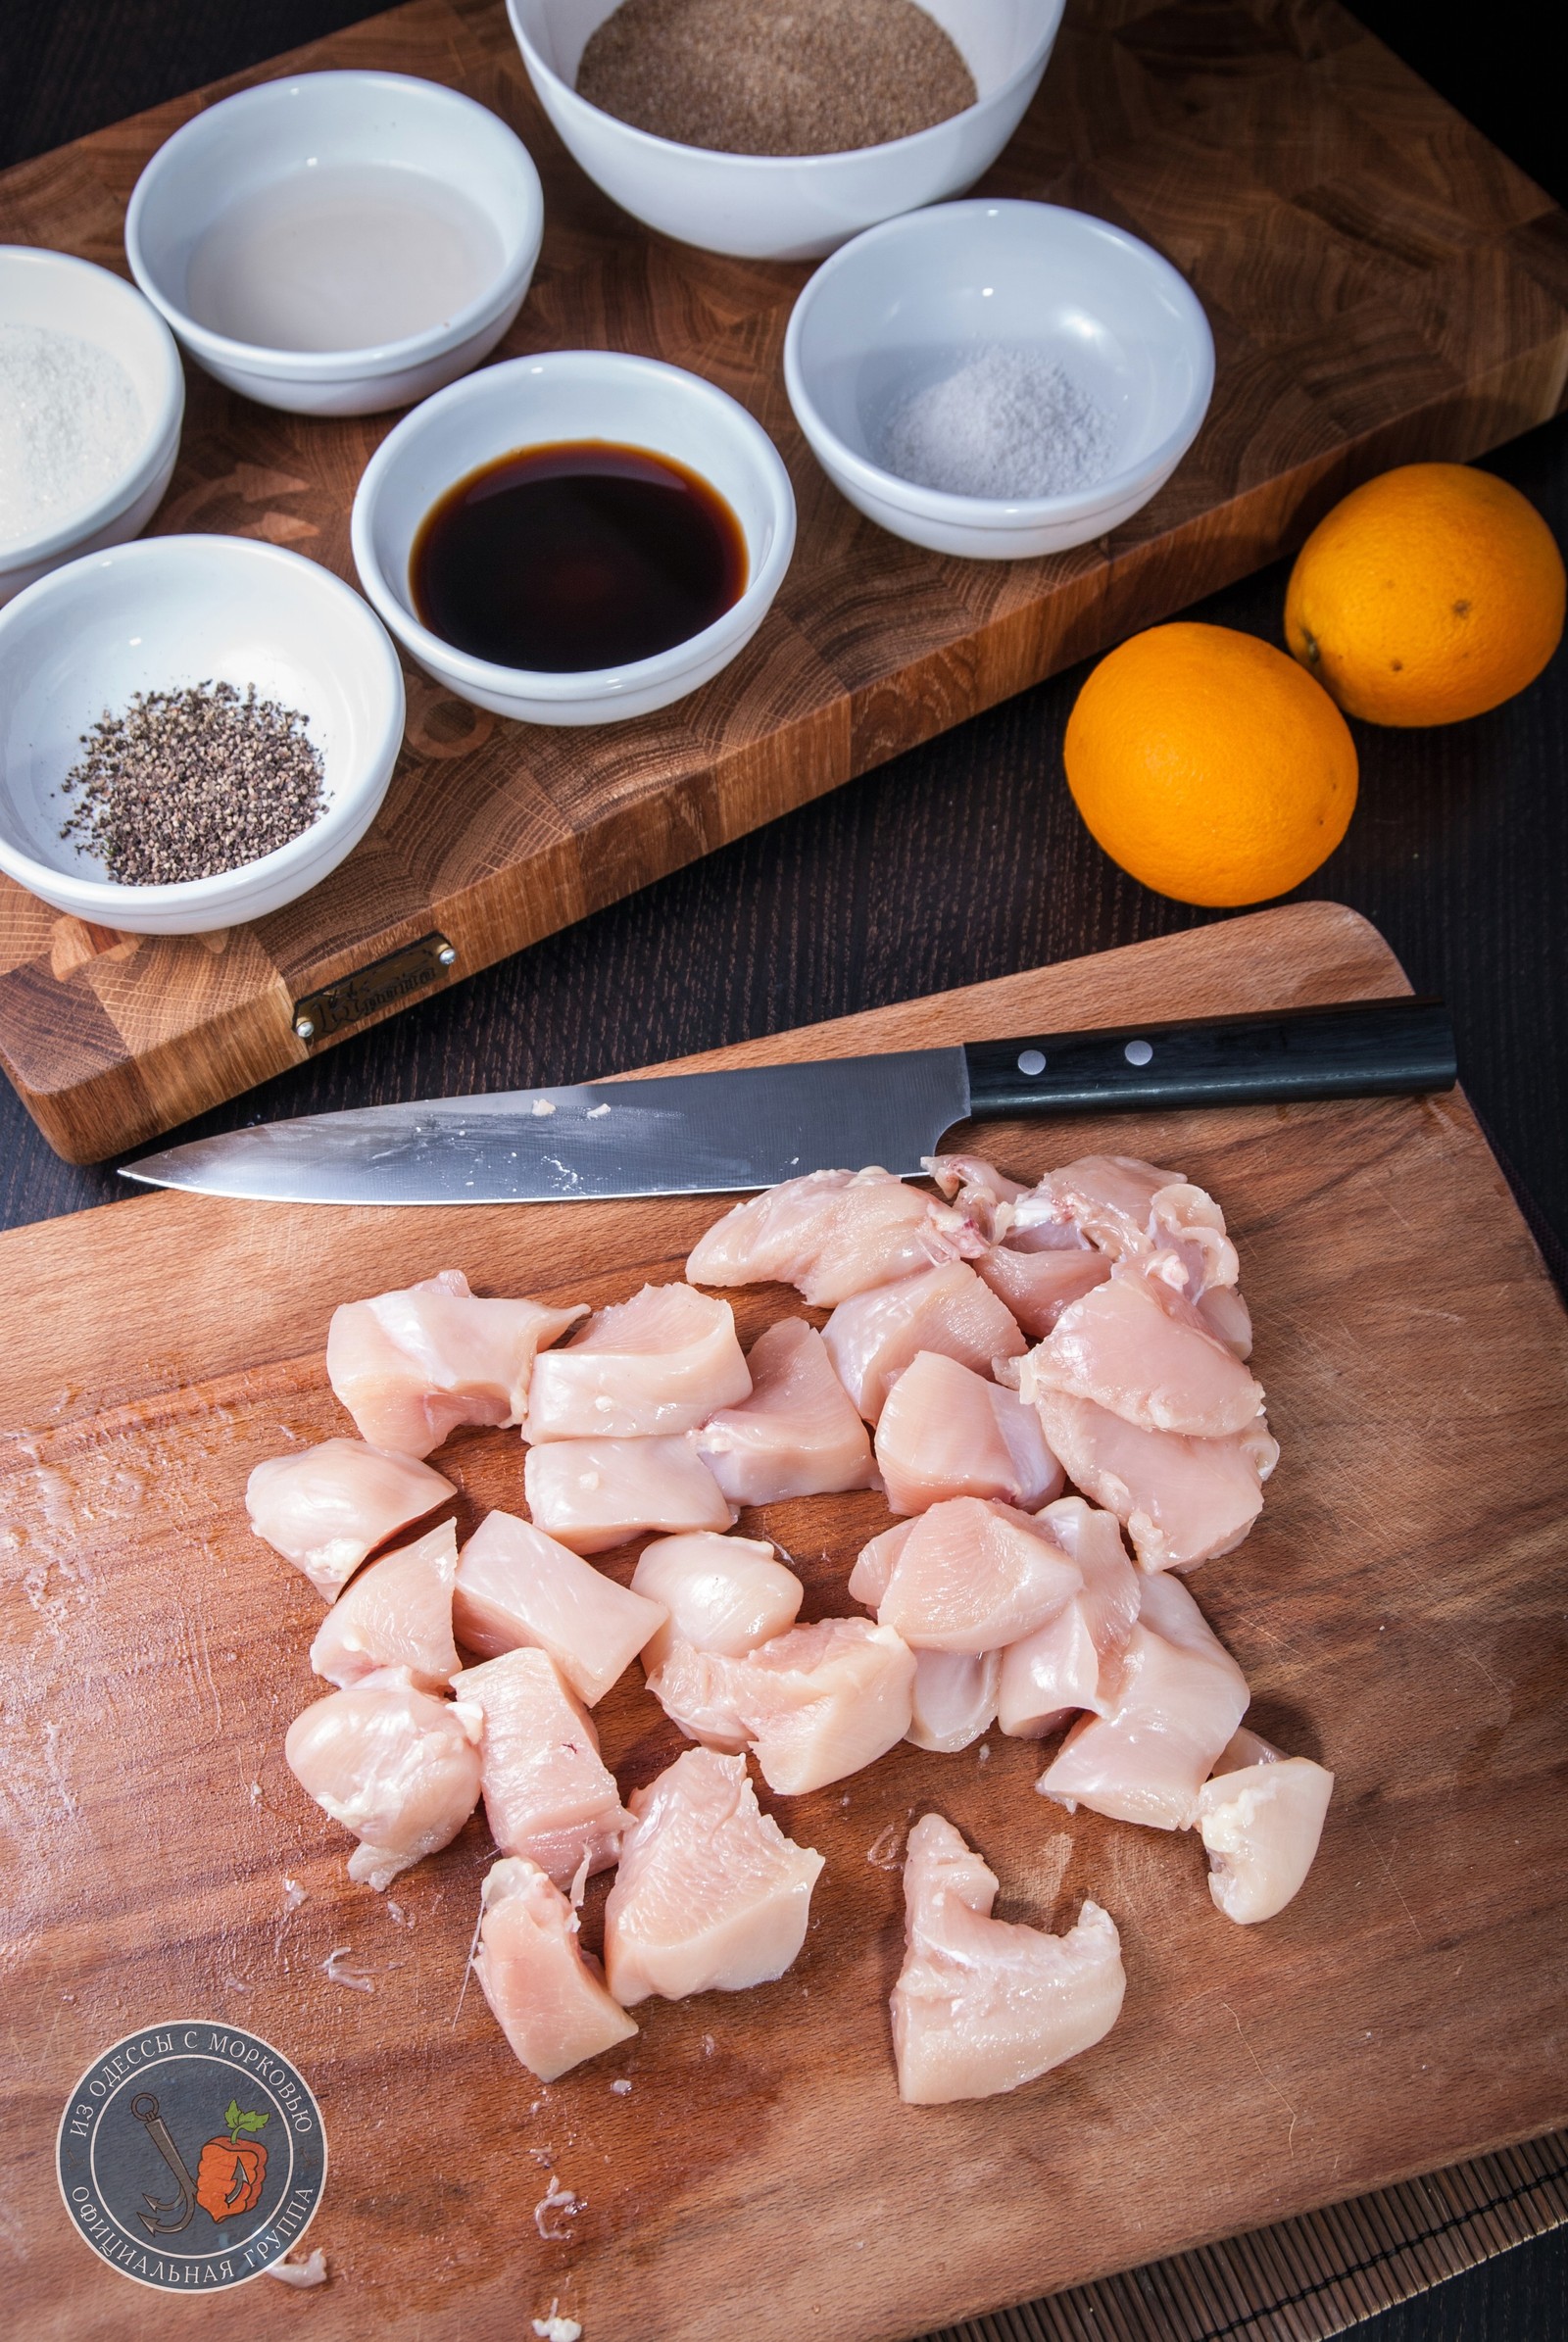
783, 199, 1213, 559
0, 245, 184, 606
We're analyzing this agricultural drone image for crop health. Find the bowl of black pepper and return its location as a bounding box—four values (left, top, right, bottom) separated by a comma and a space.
506, 0, 1066, 262
0, 533, 406, 933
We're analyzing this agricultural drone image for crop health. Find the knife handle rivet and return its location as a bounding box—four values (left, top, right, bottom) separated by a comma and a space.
437, 944, 458, 968
294, 1015, 317, 1043
1124, 1039, 1153, 1066
1017, 1049, 1047, 1077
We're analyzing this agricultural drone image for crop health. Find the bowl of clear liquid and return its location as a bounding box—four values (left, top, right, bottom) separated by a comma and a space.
125, 71, 545, 416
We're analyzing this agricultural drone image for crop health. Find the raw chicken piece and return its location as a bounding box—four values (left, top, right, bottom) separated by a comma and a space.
455, 1647, 631, 1884
823, 1261, 1025, 1425
309, 1519, 460, 1692
891, 1814, 1125, 2105
284, 1665, 481, 1890
973, 1244, 1111, 1339
1196, 1728, 1335, 1925
1038, 1571, 1250, 1830
525, 1284, 751, 1439
649, 1618, 916, 1792
907, 1648, 1001, 1753
875, 1498, 1082, 1653
604, 1747, 823, 2005
847, 1519, 911, 1609
327, 1270, 586, 1457
1021, 1269, 1264, 1439
687, 1168, 983, 1307
693, 1319, 877, 1505
245, 1438, 455, 1601
631, 1532, 803, 1673
1032, 1390, 1278, 1572
454, 1511, 666, 1703
997, 1498, 1141, 1737
1013, 1156, 1241, 1302
924, 1153, 1030, 1217
475, 1856, 637, 2079
874, 1351, 1063, 1515
524, 1436, 736, 1555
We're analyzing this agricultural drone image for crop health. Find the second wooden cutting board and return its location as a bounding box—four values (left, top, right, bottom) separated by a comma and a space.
2, 902, 1566, 2342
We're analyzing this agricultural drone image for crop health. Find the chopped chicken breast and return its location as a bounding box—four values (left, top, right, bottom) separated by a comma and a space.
1037, 1572, 1250, 1830
457, 1646, 630, 1882
924, 1153, 1030, 1222
847, 1519, 911, 1609
686, 1167, 983, 1306
284, 1665, 481, 1889
874, 1351, 1063, 1515
907, 1647, 1002, 1753
524, 1436, 736, 1554
604, 1747, 824, 2005
475, 1855, 637, 2079
525, 1283, 751, 1439
973, 1242, 1112, 1338
650, 1617, 916, 1792
874, 1497, 1082, 1653
631, 1532, 803, 1673
891, 1814, 1125, 2105
245, 1438, 455, 1601
1031, 1390, 1278, 1572
823, 1261, 1026, 1425
309, 1519, 461, 1692
996, 1498, 1141, 1737
454, 1510, 666, 1702
326, 1270, 586, 1457
1196, 1729, 1335, 1924
1013, 1156, 1241, 1301
1021, 1269, 1264, 1439
694, 1319, 877, 1504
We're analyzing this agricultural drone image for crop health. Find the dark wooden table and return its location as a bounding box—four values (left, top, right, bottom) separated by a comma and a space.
4, 5, 1566, 2337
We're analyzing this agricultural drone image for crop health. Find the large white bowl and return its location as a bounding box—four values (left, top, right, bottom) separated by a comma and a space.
0, 536, 406, 934
352, 351, 797, 725
506, 0, 1065, 262
0, 246, 184, 608
125, 72, 544, 416
783, 199, 1215, 559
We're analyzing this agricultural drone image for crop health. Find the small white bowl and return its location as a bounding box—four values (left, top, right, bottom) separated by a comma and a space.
784, 199, 1215, 560
351, 351, 796, 725
125, 72, 544, 417
0, 535, 405, 934
507, 0, 1065, 262
0, 246, 184, 608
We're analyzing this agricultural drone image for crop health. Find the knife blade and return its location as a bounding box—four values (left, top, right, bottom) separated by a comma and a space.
119, 996, 1456, 1207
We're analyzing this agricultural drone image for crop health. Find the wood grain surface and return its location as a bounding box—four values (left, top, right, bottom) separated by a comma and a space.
4, 0, 1568, 1164
4, 901, 1566, 2342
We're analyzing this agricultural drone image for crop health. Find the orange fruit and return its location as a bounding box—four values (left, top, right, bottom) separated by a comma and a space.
1284, 463, 1565, 725
1063, 622, 1357, 907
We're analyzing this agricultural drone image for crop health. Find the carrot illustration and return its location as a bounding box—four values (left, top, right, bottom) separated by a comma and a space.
196, 2100, 270, 2220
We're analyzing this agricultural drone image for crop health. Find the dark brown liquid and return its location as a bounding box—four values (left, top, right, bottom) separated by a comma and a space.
410, 440, 749, 673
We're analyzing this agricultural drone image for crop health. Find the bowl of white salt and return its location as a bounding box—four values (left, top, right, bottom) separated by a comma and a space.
783, 199, 1215, 560
0, 246, 184, 608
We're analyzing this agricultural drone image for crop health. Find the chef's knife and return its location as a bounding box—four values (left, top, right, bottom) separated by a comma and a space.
120, 997, 1455, 1207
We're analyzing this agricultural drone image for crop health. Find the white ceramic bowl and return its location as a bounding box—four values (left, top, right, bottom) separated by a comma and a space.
352, 351, 796, 725
125, 72, 545, 416
0, 246, 184, 608
784, 199, 1216, 560
506, 0, 1065, 262
0, 535, 405, 934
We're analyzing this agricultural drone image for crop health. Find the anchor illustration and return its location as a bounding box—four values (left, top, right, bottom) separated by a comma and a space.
129, 2093, 199, 2236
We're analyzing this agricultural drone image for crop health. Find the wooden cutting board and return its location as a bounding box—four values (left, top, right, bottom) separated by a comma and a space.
4, 0, 1568, 1165
4, 900, 1567, 2342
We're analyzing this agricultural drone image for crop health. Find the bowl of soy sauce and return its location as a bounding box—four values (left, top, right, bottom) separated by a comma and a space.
351, 351, 796, 724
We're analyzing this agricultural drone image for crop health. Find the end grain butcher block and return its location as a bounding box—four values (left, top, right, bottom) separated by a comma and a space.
4, 0, 1568, 1161
3, 903, 1567, 2342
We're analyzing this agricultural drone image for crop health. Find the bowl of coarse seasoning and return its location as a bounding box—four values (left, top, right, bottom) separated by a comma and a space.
0, 534, 405, 934
506, 0, 1065, 262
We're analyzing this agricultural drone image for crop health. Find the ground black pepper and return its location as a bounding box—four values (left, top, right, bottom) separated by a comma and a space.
58, 680, 326, 887
575, 0, 977, 158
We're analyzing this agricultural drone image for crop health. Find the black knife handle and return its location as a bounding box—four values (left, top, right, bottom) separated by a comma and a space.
963, 997, 1456, 1119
